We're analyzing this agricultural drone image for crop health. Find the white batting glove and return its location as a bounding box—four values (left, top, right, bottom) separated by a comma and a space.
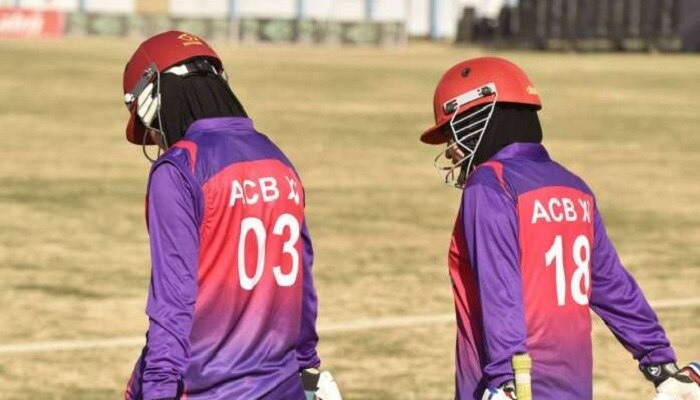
316, 371, 342, 400
655, 394, 675, 400
482, 381, 517, 400
656, 376, 700, 400
643, 362, 700, 400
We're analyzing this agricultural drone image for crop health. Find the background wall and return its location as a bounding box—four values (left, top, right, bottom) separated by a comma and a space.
0, 0, 506, 38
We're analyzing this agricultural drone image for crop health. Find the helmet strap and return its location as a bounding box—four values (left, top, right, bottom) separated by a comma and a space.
141, 126, 163, 164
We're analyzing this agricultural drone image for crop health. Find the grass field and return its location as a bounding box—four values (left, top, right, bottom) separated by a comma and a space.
0, 37, 698, 399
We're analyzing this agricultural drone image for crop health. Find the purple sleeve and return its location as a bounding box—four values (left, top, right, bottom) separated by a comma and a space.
589, 208, 675, 366
142, 163, 201, 399
296, 221, 321, 369
462, 172, 528, 387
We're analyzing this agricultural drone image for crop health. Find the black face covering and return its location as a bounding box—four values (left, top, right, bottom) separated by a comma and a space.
158, 71, 248, 146
471, 102, 543, 167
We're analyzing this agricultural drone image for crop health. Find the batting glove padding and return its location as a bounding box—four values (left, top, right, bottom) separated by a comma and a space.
656, 376, 700, 400
301, 368, 343, 400
646, 362, 700, 400
482, 381, 517, 400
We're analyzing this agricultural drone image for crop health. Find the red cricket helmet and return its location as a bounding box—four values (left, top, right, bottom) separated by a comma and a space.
421, 57, 542, 145
123, 31, 222, 145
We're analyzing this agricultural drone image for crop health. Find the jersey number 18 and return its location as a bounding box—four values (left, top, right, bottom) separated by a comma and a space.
545, 234, 590, 306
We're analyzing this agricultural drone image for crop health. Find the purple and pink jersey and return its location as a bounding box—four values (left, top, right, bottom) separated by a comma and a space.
450, 143, 675, 399
125, 118, 320, 400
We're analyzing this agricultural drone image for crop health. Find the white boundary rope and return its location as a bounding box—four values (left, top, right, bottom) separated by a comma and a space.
1, 297, 698, 355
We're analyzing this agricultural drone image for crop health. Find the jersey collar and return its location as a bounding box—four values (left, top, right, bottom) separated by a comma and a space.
490, 142, 550, 162
185, 117, 255, 135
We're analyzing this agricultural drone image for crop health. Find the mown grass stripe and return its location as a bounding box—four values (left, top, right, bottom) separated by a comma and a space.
1, 297, 698, 355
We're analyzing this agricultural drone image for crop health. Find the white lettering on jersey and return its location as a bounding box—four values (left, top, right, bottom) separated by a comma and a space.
549, 198, 564, 222
532, 200, 551, 224
230, 180, 260, 207
578, 199, 591, 223
230, 180, 245, 207
243, 180, 259, 205
259, 177, 279, 202
228, 176, 301, 207
286, 176, 300, 205
562, 198, 577, 221
532, 197, 586, 224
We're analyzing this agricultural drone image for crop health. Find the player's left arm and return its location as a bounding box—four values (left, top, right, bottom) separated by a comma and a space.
298, 220, 345, 400
588, 207, 675, 365
297, 220, 321, 370
587, 206, 700, 398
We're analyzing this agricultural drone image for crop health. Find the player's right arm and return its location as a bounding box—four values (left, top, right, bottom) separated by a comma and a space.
462, 168, 528, 389
588, 206, 675, 365
141, 162, 201, 399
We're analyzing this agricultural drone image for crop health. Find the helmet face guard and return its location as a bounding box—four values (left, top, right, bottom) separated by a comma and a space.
124, 63, 157, 113
433, 83, 498, 188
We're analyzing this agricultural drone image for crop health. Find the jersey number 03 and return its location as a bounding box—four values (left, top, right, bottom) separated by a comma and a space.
237, 214, 300, 290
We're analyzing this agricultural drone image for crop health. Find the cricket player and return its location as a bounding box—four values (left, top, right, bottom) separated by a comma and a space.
421, 57, 700, 400
121, 31, 341, 400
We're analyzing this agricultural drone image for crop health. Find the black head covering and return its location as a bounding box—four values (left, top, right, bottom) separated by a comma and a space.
158, 69, 248, 146
471, 102, 543, 167
451, 102, 542, 186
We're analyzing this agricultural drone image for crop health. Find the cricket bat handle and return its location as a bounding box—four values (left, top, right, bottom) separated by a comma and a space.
512, 353, 532, 400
